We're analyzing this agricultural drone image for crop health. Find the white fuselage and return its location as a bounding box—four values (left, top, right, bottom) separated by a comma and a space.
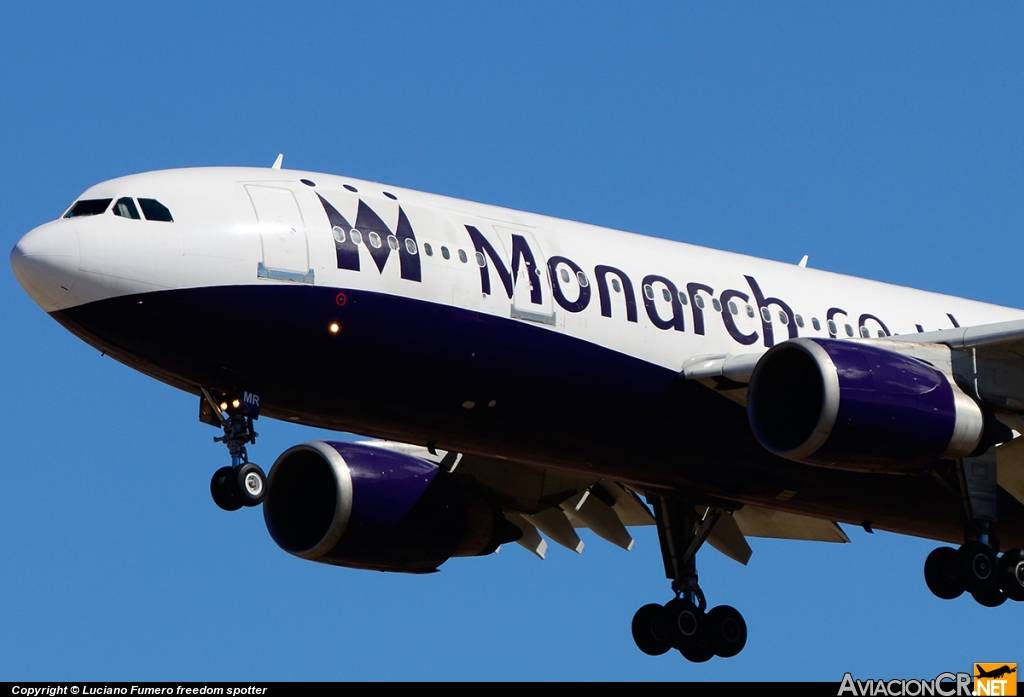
14, 166, 1024, 370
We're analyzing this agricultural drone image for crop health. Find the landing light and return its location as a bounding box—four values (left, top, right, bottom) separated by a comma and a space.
232, 399, 240, 409
219, 402, 228, 411
329, 323, 340, 334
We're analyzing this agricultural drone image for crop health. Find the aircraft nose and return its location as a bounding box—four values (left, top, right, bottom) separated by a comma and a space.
10, 220, 81, 312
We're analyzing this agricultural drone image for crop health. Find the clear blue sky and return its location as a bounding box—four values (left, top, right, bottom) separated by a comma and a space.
2, 2, 1022, 681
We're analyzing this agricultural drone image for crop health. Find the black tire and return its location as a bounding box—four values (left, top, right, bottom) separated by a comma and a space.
631, 604, 671, 656
664, 598, 704, 652
998, 548, 1024, 602
959, 541, 998, 595
211, 466, 242, 511
924, 546, 963, 600
970, 585, 1007, 608
679, 637, 715, 663
650, 602, 674, 646
235, 462, 266, 507
706, 605, 747, 658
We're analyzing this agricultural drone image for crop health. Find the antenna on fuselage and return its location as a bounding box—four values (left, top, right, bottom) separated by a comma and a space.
798, 254, 808, 268
271, 153, 284, 170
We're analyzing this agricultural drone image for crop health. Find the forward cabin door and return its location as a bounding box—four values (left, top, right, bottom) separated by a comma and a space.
246, 184, 314, 283
493, 224, 555, 325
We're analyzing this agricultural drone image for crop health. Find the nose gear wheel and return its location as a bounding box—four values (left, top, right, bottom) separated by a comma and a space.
201, 388, 266, 511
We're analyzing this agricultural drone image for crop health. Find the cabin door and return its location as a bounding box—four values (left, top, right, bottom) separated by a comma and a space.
246, 184, 313, 283
493, 225, 555, 325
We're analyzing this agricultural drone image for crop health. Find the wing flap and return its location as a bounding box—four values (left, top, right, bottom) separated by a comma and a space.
505, 513, 548, 560
561, 489, 634, 551
706, 511, 753, 565
732, 505, 850, 543
527, 507, 584, 553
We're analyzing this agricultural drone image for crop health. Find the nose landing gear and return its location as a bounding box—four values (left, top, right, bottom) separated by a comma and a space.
631, 499, 748, 662
200, 388, 266, 511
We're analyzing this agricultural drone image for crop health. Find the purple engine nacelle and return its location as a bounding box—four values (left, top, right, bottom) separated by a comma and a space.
263, 441, 519, 572
747, 338, 985, 472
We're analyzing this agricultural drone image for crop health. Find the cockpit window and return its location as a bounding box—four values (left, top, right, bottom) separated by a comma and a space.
113, 197, 141, 219
64, 198, 112, 218
138, 198, 174, 222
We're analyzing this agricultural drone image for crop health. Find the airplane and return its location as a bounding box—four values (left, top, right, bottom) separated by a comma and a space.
975, 665, 1017, 680
9, 159, 1024, 663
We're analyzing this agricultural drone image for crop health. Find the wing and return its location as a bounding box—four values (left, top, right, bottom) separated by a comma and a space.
361, 440, 849, 565
893, 318, 1024, 415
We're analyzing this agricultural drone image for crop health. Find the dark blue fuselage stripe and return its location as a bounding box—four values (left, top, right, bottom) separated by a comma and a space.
50, 284, 1024, 547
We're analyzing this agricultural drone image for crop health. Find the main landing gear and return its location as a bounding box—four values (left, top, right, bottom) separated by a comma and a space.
925, 543, 1024, 606
200, 388, 267, 511
631, 498, 748, 662
924, 449, 1024, 606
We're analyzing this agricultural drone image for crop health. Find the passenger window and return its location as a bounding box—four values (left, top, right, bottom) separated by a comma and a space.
406, 239, 418, 255
351, 230, 363, 245
761, 307, 772, 323
643, 284, 655, 300
64, 198, 112, 218
729, 301, 738, 315
423, 242, 433, 256
138, 198, 173, 222
441, 246, 451, 260
812, 317, 821, 331
677, 291, 688, 306
458, 249, 468, 263
368, 231, 382, 248
475, 252, 486, 267
612, 278, 622, 293
827, 319, 838, 335
561, 268, 571, 283
746, 305, 755, 318
795, 314, 805, 328
577, 271, 589, 287
778, 311, 789, 325
388, 235, 400, 251
695, 295, 706, 309
113, 197, 141, 219
845, 324, 855, 337
662, 288, 672, 302
860, 326, 870, 338
333, 226, 346, 243
712, 298, 722, 312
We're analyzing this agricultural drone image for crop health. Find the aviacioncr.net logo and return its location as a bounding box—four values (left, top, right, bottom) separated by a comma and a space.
838, 672, 973, 696
974, 663, 1017, 696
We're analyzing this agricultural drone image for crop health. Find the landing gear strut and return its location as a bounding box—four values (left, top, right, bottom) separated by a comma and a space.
924, 449, 1024, 605
201, 388, 266, 511
631, 498, 748, 662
